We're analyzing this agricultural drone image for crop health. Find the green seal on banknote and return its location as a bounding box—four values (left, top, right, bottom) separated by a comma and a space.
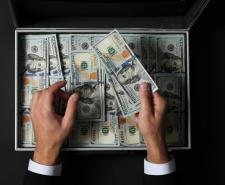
129, 126, 136, 134
80, 61, 88, 70
80, 127, 88, 135
102, 127, 109, 135
107, 46, 116, 55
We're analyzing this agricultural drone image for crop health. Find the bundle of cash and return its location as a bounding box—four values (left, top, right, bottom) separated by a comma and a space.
18, 30, 186, 148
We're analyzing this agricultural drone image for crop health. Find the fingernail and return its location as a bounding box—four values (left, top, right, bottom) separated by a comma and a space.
71, 93, 79, 102
140, 82, 149, 91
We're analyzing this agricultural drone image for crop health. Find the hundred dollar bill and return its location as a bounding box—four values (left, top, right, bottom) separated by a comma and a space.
91, 111, 119, 146
165, 113, 183, 145
20, 108, 33, 146
105, 75, 118, 112
70, 51, 104, 121
122, 34, 141, 60
156, 35, 184, 72
20, 35, 48, 79
48, 34, 63, 77
49, 76, 65, 114
20, 76, 46, 107
71, 52, 99, 83
92, 35, 106, 46
58, 34, 71, 76
58, 76, 73, 115
106, 73, 139, 117
122, 34, 149, 70
73, 83, 104, 121
119, 116, 141, 145
69, 122, 91, 146
49, 76, 64, 86
155, 73, 185, 113
93, 29, 158, 108
71, 34, 93, 51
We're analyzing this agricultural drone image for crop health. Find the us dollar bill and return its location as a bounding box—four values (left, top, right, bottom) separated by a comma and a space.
20, 76, 46, 107
19, 108, 34, 146
20, 35, 48, 79
73, 83, 104, 121
155, 73, 185, 113
49, 76, 64, 86
70, 51, 105, 121
105, 74, 118, 112
71, 34, 93, 51
69, 122, 92, 146
58, 34, 71, 77
48, 34, 63, 77
122, 34, 142, 60
106, 73, 139, 117
156, 35, 184, 73
165, 113, 181, 145
71, 51, 99, 83
119, 116, 141, 146
91, 112, 119, 146
93, 29, 158, 109
92, 34, 106, 46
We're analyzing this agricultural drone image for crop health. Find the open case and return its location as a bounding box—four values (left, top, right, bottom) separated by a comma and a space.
10, 0, 210, 151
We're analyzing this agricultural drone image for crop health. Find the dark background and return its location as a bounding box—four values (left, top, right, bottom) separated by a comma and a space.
0, 0, 225, 184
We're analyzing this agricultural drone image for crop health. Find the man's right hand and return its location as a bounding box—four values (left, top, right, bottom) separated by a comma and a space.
134, 82, 169, 164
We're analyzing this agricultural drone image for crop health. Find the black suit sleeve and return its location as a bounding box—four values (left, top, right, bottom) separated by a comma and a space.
23, 171, 62, 185
143, 172, 177, 185
23, 168, 177, 185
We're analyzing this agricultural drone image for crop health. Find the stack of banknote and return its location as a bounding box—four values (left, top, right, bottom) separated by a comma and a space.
18, 30, 186, 148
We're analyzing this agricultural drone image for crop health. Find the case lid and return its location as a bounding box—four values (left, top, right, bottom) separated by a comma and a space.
9, 0, 210, 30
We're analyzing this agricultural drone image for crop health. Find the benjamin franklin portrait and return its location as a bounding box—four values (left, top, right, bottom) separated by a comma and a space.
117, 61, 140, 85
25, 54, 46, 73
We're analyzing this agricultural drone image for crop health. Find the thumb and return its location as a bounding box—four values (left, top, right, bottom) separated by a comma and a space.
139, 82, 153, 115
62, 93, 80, 130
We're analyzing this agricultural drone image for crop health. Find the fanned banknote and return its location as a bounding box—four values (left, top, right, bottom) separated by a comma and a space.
105, 75, 118, 112
106, 73, 139, 117
93, 29, 158, 116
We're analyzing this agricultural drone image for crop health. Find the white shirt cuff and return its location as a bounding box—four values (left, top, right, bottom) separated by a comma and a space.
28, 159, 62, 176
144, 156, 176, 176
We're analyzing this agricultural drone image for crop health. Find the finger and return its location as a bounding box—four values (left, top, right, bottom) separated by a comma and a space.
30, 91, 42, 111
62, 93, 80, 131
47, 80, 67, 94
44, 81, 67, 109
56, 90, 70, 100
152, 91, 167, 115
132, 113, 139, 123
139, 82, 153, 115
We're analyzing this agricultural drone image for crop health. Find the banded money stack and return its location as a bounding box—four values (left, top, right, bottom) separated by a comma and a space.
17, 30, 187, 149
